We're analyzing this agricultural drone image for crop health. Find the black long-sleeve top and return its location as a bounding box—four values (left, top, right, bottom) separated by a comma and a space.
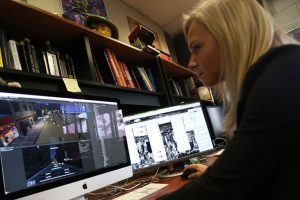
157, 45, 300, 200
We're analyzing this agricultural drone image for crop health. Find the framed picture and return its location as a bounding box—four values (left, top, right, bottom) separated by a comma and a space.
61, 0, 107, 25
127, 16, 162, 51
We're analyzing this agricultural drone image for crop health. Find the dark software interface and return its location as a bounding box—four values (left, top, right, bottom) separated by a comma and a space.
0, 91, 129, 196
124, 102, 214, 170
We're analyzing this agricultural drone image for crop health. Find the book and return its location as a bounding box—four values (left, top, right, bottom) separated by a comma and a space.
108, 49, 127, 87
0, 47, 3, 68
63, 53, 76, 78
95, 50, 116, 85
0, 28, 11, 68
31, 44, 40, 73
56, 51, 68, 78
119, 61, 135, 88
92, 54, 104, 83
117, 60, 130, 88
7, 39, 22, 70
129, 67, 141, 89
104, 48, 124, 86
16, 41, 30, 72
23, 38, 36, 73
144, 67, 157, 92
132, 65, 150, 91
138, 66, 155, 91
169, 79, 180, 96
181, 78, 191, 97
44, 41, 60, 76
34, 45, 48, 75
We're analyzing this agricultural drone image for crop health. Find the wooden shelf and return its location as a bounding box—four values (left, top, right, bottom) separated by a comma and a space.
159, 58, 196, 79
0, 0, 155, 63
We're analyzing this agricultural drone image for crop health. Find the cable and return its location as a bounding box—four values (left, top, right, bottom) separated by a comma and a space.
213, 137, 228, 149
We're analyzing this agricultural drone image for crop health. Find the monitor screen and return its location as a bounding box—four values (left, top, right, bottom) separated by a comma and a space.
123, 102, 214, 171
0, 87, 132, 200
205, 105, 224, 139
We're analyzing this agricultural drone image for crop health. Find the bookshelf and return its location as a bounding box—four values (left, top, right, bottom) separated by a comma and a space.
158, 58, 201, 105
0, 0, 171, 115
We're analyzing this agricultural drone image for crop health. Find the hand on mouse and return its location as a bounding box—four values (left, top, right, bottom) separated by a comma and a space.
183, 164, 208, 179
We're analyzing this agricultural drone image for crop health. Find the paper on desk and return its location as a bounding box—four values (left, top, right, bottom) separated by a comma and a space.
63, 78, 81, 92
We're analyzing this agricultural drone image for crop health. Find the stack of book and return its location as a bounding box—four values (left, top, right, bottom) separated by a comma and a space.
0, 28, 76, 78
93, 48, 157, 92
169, 76, 198, 98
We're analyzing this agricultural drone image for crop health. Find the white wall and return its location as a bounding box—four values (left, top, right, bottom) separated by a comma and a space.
263, 0, 300, 32
27, 0, 170, 53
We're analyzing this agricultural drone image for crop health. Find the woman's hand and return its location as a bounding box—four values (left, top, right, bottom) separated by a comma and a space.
183, 163, 208, 179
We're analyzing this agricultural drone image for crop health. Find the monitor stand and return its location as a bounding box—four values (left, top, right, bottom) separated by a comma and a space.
157, 163, 184, 179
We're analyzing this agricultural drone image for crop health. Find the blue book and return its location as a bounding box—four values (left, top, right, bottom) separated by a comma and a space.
145, 67, 157, 92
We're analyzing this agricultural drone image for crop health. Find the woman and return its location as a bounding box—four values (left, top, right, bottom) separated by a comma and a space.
157, 0, 300, 199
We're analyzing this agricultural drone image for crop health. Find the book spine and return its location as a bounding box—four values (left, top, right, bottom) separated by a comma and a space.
108, 49, 127, 87
140, 66, 155, 91
102, 50, 117, 84
16, 41, 30, 72
0, 29, 11, 68
129, 67, 141, 89
137, 66, 154, 91
42, 51, 50, 75
31, 44, 40, 73
46, 52, 59, 76
132, 66, 149, 91
23, 38, 36, 73
145, 67, 157, 92
120, 61, 135, 88
57, 52, 68, 78
117, 60, 130, 88
69, 56, 76, 78
0, 48, 3, 68
7, 39, 22, 70
104, 48, 124, 86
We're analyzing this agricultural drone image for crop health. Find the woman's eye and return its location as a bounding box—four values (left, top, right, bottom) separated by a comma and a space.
190, 44, 202, 53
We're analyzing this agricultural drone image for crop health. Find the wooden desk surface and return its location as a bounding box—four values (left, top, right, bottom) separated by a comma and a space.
85, 155, 218, 200
143, 177, 190, 199
85, 176, 190, 200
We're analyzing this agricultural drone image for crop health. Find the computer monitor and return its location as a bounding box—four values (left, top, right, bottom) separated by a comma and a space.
0, 87, 132, 200
205, 105, 224, 139
123, 102, 214, 171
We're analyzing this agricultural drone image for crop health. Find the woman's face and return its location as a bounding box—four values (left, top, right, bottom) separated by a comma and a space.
186, 20, 221, 87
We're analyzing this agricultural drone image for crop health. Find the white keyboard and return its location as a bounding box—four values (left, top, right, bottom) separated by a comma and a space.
113, 183, 168, 200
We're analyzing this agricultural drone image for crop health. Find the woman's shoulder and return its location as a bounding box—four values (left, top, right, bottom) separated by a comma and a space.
257, 44, 300, 66
246, 44, 300, 82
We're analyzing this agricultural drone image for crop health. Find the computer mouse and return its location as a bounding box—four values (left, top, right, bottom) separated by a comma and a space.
180, 169, 197, 180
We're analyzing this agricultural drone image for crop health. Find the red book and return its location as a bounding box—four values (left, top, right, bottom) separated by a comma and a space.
119, 61, 136, 88
104, 48, 124, 86
108, 49, 127, 87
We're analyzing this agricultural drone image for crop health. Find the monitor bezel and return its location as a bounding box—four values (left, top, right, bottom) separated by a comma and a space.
123, 101, 216, 173
202, 104, 224, 140
0, 86, 132, 199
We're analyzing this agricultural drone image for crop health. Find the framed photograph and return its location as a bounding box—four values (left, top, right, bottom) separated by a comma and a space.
61, 0, 107, 25
127, 16, 162, 51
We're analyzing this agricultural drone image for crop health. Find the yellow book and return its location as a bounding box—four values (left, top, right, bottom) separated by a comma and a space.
0, 48, 3, 68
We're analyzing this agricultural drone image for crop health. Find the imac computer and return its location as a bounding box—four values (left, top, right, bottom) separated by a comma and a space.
0, 87, 132, 200
204, 105, 224, 139
123, 102, 215, 172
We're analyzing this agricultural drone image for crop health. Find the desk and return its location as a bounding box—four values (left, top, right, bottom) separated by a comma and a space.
84, 176, 190, 200
143, 177, 190, 199
85, 155, 218, 200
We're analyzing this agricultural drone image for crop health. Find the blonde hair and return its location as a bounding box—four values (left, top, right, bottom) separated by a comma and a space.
184, 0, 298, 137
